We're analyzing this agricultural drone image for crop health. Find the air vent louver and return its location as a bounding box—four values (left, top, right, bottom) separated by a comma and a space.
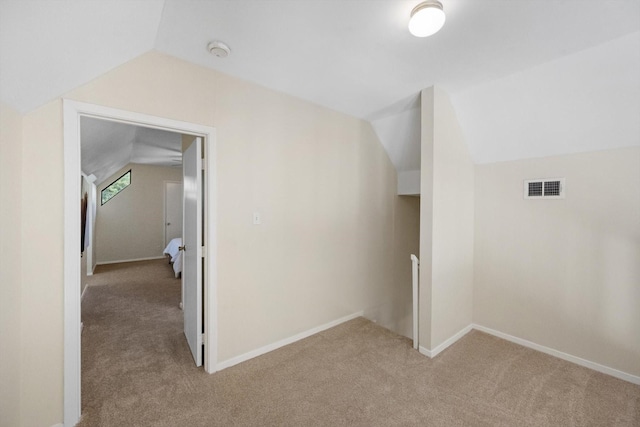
528, 181, 543, 197
544, 180, 560, 196
524, 178, 565, 199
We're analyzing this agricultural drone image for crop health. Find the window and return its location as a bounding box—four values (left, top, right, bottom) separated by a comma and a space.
101, 170, 131, 205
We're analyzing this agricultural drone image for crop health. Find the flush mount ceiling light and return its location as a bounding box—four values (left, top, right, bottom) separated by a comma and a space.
207, 41, 231, 58
409, 1, 446, 37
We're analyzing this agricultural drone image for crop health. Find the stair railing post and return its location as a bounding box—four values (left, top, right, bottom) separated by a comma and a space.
410, 254, 420, 350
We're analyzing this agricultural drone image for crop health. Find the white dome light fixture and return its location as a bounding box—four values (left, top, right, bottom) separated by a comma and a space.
207, 41, 231, 58
409, 1, 446, 37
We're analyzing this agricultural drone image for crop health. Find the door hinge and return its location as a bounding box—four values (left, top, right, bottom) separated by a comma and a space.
201, 246, 206, 258
201, 333, 206, 344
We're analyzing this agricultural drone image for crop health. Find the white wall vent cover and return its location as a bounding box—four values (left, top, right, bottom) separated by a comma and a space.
524, 178, 565, 199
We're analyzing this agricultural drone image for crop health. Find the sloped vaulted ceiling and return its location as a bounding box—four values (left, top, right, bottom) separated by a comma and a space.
0, 0, 164, 112
1, 0, 639, 169
81, 117, 183, 185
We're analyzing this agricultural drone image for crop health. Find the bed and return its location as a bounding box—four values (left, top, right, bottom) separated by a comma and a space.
163, 237, 183, 278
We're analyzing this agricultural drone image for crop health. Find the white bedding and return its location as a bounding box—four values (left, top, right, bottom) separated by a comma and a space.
163, 237, 183, 278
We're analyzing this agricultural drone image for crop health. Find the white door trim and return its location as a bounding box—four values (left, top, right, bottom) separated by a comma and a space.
63, 99, 218, 427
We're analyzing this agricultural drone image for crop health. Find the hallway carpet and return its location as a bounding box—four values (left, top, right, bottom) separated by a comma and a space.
79, 259, 640, 426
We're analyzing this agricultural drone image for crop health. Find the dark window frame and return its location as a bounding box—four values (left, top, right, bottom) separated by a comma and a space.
101, 170, 132, 205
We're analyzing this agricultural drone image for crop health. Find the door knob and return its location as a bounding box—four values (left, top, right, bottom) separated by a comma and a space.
178, 245, 185, 251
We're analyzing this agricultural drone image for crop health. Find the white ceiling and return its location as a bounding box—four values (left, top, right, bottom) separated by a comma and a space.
81, 117, 182, 185
453, 32, 640, 164
0, 0, 164, 113
1, 0, 639, 169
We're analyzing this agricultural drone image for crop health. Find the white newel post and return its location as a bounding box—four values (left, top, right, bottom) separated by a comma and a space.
410, 254, 420, 350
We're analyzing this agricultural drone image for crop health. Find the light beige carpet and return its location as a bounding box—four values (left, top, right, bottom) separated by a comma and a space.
79, 259, 640, 426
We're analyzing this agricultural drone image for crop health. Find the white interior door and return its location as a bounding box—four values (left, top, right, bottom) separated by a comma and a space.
165, 181, 183, 246
183, 137, 203, 366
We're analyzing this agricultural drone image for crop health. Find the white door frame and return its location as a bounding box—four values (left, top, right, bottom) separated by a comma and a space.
63, 99, 218, 427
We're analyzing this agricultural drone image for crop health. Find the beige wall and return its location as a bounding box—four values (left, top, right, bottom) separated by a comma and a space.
22, 101, 65, 426
0, 103, 23, 427
419, 88, 434, 347
474, 147, 640, 376
182, 133, 195, 152
17, 51, 414, 425
95, 163, 182, 263
431, 87, 475, 347
395, 196, 420, 338
369, 195, 420, 338
420, 87, 475, 350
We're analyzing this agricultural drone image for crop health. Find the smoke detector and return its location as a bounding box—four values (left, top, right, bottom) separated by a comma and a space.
207, 41, 230, 58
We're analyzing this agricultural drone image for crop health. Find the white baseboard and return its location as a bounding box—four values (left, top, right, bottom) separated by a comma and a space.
96, 256, 165, 266
216, 311, 364, 371
88, 261, 96, 276
415, 322, 639, 385
419, 323, 473, 358
473, 324, 640, 385
50, 423, 63, 427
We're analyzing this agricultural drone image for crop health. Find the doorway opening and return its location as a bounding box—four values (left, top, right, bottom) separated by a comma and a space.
165, 181, 183, 249
63, 100, 217, 427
